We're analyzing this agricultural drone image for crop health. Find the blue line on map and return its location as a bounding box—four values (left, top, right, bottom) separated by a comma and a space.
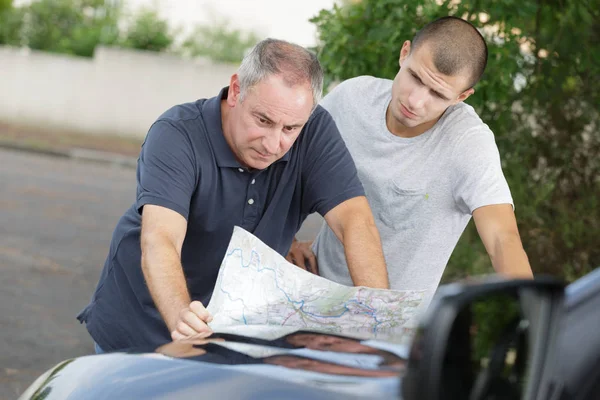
221, 247, 385, 331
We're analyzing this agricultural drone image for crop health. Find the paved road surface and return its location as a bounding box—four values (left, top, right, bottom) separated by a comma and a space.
0, 148, 323, 398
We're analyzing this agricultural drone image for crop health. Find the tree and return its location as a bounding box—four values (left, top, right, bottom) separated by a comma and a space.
121, 7, 172, 52
0, 0, 11, 12
1, 0, 121, 57
0, 0, 175, 56
179, 20, 260, 64
0, 0, 21, 45
311, 0, 599, 282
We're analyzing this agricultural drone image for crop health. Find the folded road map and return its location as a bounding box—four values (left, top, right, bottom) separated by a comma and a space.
207, 226, 425, 344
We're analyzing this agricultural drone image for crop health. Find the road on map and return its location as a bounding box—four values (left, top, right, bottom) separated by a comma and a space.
0, 148, 323, 398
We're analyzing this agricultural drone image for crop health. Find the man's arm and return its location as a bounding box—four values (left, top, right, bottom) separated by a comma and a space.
472, 204, 533, 278
141, 204, 213, 340
323, 196, 390, 288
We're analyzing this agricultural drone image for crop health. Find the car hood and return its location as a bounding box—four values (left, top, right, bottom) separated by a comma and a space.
20, 327, 408, 400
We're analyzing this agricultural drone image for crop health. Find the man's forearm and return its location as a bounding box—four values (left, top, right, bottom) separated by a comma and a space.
342, 220, 390, 289
491, 234, 533, 278
141, 237, 191, 331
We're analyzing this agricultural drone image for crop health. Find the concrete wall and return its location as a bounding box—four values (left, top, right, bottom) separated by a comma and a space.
0, 46, 239, 138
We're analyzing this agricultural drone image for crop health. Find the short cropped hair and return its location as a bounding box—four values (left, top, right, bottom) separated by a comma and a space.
237, 38, 324, 109
411, 16, 488, 89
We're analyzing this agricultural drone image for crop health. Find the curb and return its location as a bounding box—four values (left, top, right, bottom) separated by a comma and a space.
0, 140, 71, 159
69, 148, 138, 168
0, 140, 138, 168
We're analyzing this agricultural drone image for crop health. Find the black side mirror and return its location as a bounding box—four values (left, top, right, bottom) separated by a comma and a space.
402, 276, 565, 400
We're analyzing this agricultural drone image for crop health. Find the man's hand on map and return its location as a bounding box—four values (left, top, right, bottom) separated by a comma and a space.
170, 300, 214, 341
286, 238, 319, 275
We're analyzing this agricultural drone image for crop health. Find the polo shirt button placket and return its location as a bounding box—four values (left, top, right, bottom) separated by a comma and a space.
242, 172, 260, 229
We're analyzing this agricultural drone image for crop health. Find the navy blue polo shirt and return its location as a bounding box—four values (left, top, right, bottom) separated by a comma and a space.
77, 87, 365, 351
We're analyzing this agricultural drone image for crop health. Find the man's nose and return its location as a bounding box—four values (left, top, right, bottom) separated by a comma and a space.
407, 86, 428, 110
262, 129, 281, 155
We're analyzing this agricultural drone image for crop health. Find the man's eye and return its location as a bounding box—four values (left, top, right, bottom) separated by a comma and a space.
258, 117, 268, 124
283, 126, 296, 133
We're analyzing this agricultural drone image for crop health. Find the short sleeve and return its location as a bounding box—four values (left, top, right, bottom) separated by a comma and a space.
300, 108, 365, 216
136, 120, 198, 220
319, 81, 345, 112
452, 128, 513, 214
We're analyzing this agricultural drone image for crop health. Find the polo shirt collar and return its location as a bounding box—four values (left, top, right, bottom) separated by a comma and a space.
203, 87, 291, 169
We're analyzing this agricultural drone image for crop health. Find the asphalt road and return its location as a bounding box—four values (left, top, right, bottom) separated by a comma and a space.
0, 148, 323, 398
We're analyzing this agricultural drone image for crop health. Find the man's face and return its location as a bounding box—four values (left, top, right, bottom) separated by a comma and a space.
388, 41, 474, 136
286, 333, 373, 353
222, 73, 313, 170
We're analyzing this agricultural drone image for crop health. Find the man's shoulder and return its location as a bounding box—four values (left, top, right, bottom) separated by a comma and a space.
155, 99, 206, 126
439, 102, 494, 140
301, 105, 337, 139
329, 75, 392, 97
321, 76, 392, 118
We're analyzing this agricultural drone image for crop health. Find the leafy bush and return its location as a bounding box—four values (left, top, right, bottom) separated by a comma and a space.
0, 0, 172, 56
179, 20, 260, 64
121, 8, 173, 52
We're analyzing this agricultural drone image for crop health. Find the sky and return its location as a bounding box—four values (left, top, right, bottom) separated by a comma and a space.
125, 0, 338, 47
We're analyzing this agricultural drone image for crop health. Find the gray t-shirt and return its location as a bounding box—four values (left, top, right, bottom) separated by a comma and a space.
313, 76, 513, 311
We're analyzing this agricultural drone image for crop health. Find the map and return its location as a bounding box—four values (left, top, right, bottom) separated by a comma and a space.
207, 227, 425, 338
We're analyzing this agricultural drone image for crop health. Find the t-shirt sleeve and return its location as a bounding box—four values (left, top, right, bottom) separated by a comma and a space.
452, 128, 513, 214
300, 108, 365, 217
135, 120, 198, 220
319, 79, 351, 118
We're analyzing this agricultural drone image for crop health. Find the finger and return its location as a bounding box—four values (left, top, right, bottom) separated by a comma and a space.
286, 253, 303, 269
306, 255, 319, 275
176, 320, 198, 337
181, 310, 213, 334
190, 300, 213, 322
189, 331, 217, 341
171, 330, 186, 341
294, 252, 308, 271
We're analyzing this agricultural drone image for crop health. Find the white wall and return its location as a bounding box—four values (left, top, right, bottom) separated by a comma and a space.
0, 46, 239, 138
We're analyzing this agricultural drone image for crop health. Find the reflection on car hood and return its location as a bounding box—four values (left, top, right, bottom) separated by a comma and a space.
20, 327, 409, 400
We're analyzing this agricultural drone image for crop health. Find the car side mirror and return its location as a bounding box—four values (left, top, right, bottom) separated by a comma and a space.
402, 276, 565, 400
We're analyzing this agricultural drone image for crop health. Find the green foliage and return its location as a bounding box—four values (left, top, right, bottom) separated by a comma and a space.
0, 0, 251, 61
312, 0, 599, 283
0, 2, 22, 45
0, 0, 11, 12
0, 0, 121, 57
471, 293, 521, 362
121, 8, 172, 52
0, 0, 172, 56
179, 20, 260, 64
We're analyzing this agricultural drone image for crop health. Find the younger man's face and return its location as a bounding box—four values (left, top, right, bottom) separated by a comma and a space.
388, 41, 474, 136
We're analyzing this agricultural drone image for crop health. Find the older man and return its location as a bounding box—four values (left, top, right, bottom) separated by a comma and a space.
78, 39, 389, 353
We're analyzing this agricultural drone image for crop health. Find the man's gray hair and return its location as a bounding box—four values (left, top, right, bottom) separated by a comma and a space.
237, 38, 324, 109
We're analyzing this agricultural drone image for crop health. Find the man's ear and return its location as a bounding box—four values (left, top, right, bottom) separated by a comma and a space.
456, 88, 475, 103
399, 40, 411, 67
227, 74, 241, 106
